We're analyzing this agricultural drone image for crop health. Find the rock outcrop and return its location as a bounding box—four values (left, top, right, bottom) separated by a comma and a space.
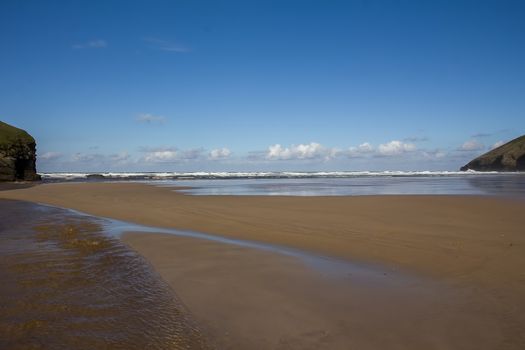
0, 121, 40, 181
460, 135, 525, 172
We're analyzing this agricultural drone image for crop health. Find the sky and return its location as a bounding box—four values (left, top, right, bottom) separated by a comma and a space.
1, 0, 524, 172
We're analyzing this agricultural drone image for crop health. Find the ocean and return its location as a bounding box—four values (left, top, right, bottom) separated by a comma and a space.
40, 171, 525, 197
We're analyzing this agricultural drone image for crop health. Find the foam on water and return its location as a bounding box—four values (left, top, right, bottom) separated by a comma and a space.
40, 169, 510, 181
38, 171, 525, 197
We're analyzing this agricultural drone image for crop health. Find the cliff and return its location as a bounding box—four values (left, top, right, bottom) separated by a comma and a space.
0, 121, 40, 181
460, 135, 525, 172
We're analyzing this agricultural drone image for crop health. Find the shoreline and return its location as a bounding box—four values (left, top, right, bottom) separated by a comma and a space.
1, 182, 525, 347
0, 199, 210, 349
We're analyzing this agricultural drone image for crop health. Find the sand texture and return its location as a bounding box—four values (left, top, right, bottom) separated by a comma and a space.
2, 182, 525, 348
122, 231, 515, 349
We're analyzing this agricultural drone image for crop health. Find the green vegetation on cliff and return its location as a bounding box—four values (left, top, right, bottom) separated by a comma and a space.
0, 121, 39, 181
0, 121, 35, 151
460, 135, 525, 171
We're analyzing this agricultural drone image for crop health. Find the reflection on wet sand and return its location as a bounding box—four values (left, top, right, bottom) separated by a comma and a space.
466, 174, 525, 197
0, 199, 210, 349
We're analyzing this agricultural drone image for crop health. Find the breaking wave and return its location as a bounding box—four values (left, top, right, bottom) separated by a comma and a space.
39, 170, 512, 181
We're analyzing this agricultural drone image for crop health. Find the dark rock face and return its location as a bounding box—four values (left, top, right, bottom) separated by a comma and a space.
0, 121, 40, 181
460, 135, 525, 172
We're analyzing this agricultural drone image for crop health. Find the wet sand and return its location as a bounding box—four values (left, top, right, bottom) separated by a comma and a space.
0, 200, 209, 349
122, 231, 512, 349
0, 181, 37, 191
1, 182, 525, 348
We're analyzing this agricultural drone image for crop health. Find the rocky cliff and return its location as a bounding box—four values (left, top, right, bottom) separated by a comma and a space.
0, 121, 40, 181
460, 135, 525, 172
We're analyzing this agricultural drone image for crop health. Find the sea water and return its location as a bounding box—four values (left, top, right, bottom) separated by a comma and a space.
40, 171, 525, 197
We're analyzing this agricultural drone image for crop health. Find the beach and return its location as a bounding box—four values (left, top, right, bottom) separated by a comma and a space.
4, 0, 525, 348
1, 182, 525, 348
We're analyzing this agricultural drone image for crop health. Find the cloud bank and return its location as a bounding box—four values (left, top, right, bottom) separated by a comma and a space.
140, 148, 204, 163
266, 142, 339, 161
347, 142, 374, 157
377, 140, 417, 156
458, 139, 484, 152
39, 152, 62, 161
39, 136, 484, 172
209, 148, 232, 160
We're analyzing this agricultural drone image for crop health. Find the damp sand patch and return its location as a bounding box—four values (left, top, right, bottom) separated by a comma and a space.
0, 199, 210, 349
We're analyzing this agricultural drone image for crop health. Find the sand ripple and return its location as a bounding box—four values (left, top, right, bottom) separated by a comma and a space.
0, 200, 210, 350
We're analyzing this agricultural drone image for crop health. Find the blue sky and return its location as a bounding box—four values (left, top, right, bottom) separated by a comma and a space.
1, 0, 524, 172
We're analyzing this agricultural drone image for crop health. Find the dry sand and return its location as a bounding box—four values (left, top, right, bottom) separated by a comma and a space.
2, 182, 525, 348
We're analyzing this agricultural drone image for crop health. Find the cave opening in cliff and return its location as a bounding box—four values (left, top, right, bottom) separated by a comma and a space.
516, 155, 525, 171
14, 158, 28, 180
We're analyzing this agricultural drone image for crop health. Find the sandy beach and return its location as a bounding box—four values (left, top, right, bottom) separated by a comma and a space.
4, 0, 525, 347
122, 231, 509, 349
1, 182, 525, 348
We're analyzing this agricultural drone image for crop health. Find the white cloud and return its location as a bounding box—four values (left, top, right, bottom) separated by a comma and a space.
348, 142, 374, 157
72, 153, 101, 162
109, 152, 130, 162
144, 150, 178, 162
458, 139, 484, 151
421, 149, 447, 159
180, 149, 204, 160
141, 148, 204, 163
377, 140, 416, 156
136, 113, 166, 124
262, 140, 420, 161
347, 141, 419, 158
266, 142, 338, 161
142, 37, 190, 53
39, 152, 62, 161
71, 152, 130, 164
72, 39, 107, 49
209, 148, 232, 160
490, 140, 505, 150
